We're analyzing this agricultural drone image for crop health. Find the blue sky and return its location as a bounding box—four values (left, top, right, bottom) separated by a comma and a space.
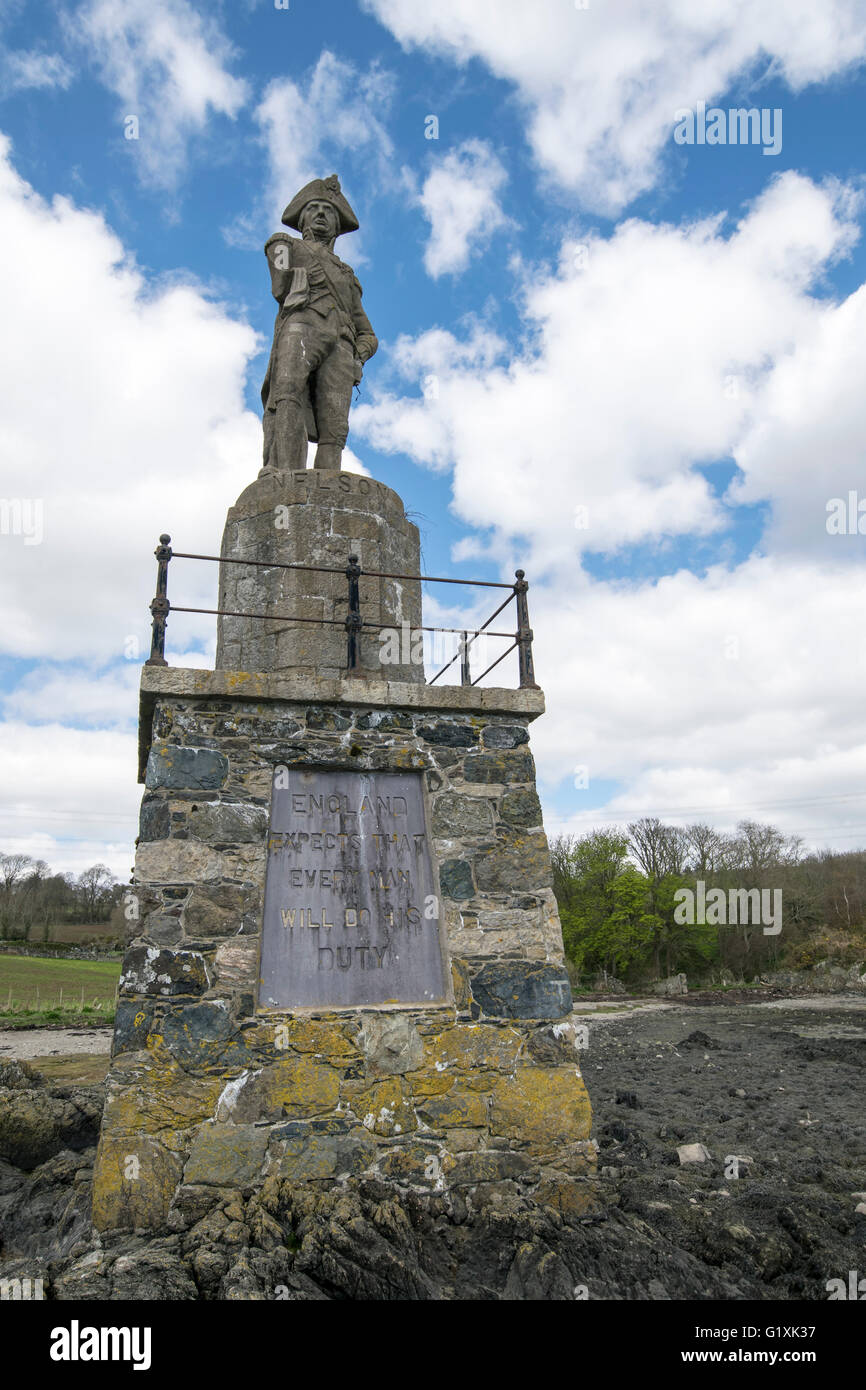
2, 0, 866, 878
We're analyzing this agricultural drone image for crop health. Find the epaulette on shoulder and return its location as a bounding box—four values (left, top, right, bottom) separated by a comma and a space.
264, 231, 292, 253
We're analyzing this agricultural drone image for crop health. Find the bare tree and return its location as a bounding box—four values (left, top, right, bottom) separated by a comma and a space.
0, 852, 35, 895
0, 853, 36, 934
732, 820, 796, 873
684, 823, 726, 875
628, 818, 685, 879
76, 864, 116, 922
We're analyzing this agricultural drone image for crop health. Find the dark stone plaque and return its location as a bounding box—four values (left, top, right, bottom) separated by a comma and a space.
258, 768, 449, 1009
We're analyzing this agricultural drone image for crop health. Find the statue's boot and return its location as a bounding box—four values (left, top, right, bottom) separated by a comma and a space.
313, 443, 343, 470
262, 398, 310, 474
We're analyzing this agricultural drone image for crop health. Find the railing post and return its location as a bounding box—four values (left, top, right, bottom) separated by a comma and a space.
345, 553, 362, 672
514, 568, 539, 689
146, 534, 172, 667
460, 630, 471, 685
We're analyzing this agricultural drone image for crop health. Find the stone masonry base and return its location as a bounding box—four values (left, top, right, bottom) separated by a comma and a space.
92, 670, 593, 1233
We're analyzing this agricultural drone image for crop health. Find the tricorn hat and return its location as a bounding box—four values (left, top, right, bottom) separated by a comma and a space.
281, 174, 359, 235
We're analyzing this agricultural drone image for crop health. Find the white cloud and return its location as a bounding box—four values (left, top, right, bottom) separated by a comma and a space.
355, 173, 860, 575
535, 556, 866, 851
237, 50, 395, 244
352, 171, 866, 850
0, 132, 267, 874
1, 49, 74, 94
2, 664, 139, 727
363, 0, 866, 213
418, 139, 509, 278
70, 0, 248, 190
0, 131, 261, 668
733, 279, 866, 556
0, 721, 139, 879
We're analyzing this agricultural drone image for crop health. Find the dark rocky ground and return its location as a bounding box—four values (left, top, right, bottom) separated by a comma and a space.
0, 996, 863, 1300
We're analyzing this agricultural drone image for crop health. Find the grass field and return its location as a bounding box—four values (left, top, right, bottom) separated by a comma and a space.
48, 920, 120, 945
0, 954, 120, 1028
4, 920, 120, 946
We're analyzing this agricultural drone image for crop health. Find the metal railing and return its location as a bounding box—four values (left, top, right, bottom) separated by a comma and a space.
145, 533, 538, 688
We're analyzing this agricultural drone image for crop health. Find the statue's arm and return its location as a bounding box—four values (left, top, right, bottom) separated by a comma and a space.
263, 233, 295, 305
351, 276, 378, 365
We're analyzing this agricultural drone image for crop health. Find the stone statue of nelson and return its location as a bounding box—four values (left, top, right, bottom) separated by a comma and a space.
260, 174, 378, 474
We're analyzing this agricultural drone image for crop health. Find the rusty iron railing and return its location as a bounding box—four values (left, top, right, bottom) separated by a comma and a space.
145, 536, 538, 688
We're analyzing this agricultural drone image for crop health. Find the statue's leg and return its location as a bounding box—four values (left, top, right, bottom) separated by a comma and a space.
262, 406, 275, 468
269, 318, 327, 472
312, 336, 355, 470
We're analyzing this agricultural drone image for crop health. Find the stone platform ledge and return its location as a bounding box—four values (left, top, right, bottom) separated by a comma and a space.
138, 666, 545, 782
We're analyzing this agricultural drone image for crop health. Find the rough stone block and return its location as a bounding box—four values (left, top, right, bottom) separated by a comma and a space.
141, 914, 185, 947
482, 724, 529, 749
439, 858, 474, 900
145, 746, 229, 791
430, 793, 495, 839
155, 1002, 248, 1067
425, 1024, 523, 1072
463, 750, 535, 784
186, 801, 268, 843
92, 1135, 183, 1232
358, 1015, 424, 1075
183, 882, 260, 937
355, 710, 413, 731
112, 999, 158, 1056
101, 1067, 225, 1135
224, 1057, 341, 1123
446, 1150, 535, 1186
139, 798, 171, 842
275, 1017, 360, 1059
343, 1077, 415, 1136
374, 1141, 443, 1188
183, 1123, 269, 1187
213, 938, 259, 987
474, 830, 553, 893
415, 1090, 487, 1129
267, 1127, 376, 1181
488, 1069, 591, 1152
306, 705, 352, 731
416, 720, 479, 747
119, 946, 209, 998
469, 961, 572, 1019
499, 788, 543, 828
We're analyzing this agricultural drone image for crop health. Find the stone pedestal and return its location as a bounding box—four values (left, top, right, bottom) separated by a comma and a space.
214, 470, 423, 683
92, 473, 593, 1239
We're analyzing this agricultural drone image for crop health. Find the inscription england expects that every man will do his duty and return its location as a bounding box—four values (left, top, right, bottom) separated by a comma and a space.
259, 770, 448, 1010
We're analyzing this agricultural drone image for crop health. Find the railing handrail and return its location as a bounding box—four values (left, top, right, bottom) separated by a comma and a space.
170, 548, 514, 589
146, 535, 538, 689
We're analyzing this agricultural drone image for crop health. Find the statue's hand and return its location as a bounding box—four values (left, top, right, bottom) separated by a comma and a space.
352, 355, 364, 386
282, 266, 309, 313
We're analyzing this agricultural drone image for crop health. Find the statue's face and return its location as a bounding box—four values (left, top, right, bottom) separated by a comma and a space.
300, 200, 339, 242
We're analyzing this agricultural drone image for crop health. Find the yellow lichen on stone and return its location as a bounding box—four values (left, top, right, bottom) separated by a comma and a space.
283, 1017, 360, 1058
342, 1076, 415, 1136
488, 1067, 591, 1154
92, 1133, 183, 1233
426, 1024, 523, 1072
101, 1067, 225, 1136
232, 1055, 341, 1121
408, 1068, 455, 1098
416, 1089, 488, 1129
